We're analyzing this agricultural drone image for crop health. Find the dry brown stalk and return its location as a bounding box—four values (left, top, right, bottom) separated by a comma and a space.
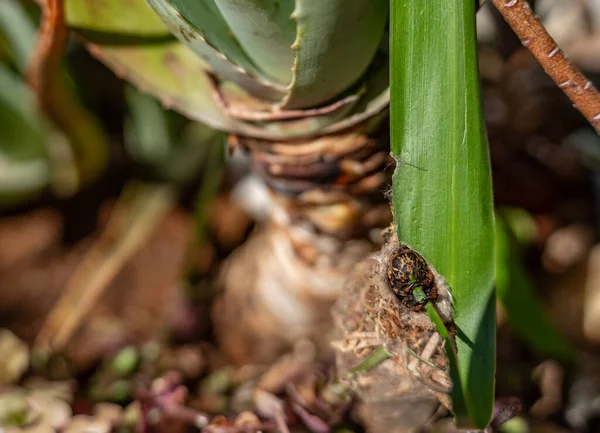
491, 0, 600, 135
35, 184, 175, 353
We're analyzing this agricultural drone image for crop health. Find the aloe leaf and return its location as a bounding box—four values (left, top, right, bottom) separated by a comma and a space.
67, 0, 168, 35
124, 85, 172, 165
391, 0, 495, 428
495, 214, 573, 361
66, 0, 238, 130
0, 0, 36, 72
150, 0, 387, 108
65, 0, 307, 136
284, 0, 388, 109
124, 85, 223, 185
212, 0, 296, 84
0, 65, 50, 206
145, 0, 287, 101
69, 0, 389, 139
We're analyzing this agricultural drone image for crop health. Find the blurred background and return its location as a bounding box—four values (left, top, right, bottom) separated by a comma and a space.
2, 0, 600, 432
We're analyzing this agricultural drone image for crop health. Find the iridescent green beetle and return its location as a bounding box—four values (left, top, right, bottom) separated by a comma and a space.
387, 245, 437, 311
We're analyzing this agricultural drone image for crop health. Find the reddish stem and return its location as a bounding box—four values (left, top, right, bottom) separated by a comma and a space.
27, 0, 109, 187
27, 0, 67, 111
492, 0, 600, 135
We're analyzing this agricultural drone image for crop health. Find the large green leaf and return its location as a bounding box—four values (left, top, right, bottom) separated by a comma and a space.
124, 85, 223, 184
0, 65, 50, 206
284, 0, 388, 109
68, 0, 389, 140
213, 0, 296, 84
66, 0, 235, 130
0, 0, 36, 72
153, 0, 296, 87
143, 0, 286, 101
390, 0, 495, 428
150, 0, 388, 109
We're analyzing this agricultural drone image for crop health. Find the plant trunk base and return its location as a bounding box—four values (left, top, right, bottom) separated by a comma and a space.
213, 222, 377, 365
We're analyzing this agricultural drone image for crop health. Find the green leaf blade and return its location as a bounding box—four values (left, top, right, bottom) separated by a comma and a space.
285, 0, 388, 109
212, 0, 296, 84
495, 213, 574, 361
0, 0, 36, 73
0, 65, 50, 207
390, 0, 495, 428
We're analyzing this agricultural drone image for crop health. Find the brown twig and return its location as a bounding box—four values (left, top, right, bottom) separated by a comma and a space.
492, 0, 600, 135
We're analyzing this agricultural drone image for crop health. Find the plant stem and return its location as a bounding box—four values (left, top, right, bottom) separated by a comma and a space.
27, 0, 66, 106
492, 0, 600, 135
28, 0, 109, 187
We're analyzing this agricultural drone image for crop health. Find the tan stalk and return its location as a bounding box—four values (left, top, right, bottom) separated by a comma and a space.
35, 184, 175, 353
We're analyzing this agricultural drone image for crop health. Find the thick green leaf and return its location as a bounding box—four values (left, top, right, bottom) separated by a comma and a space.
67, 0, 236, 130
212, 0, 296, 84
124, 85, 172, 165
284, 0, 388, 109
0, 0, 36, 72
0, 65, 50, 206
144, 0, 286, 101
124, 85, 223, 184
390, 0, 495, 428
69, 0, 389, 139
495, 214, 574, 361
67, 0, 168, 35
146, 0, 388, 108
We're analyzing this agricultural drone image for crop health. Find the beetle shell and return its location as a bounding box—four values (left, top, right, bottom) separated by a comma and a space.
387, 245, 437, 311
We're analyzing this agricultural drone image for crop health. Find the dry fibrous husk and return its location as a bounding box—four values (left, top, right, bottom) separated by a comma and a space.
238, 131, 392, 239
332, 227, 455, 433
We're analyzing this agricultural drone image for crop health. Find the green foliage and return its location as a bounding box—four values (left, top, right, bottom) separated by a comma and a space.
0, 0, 109, 206
124, 85, 223, 185
123, 85, 226, 243
496, 212, 574, 361
67, 0, 389, 139
390, 0, 495, 427
0, 0, 36, 72
146, 0, 388, 108
0, 63, 50, 207
0, 1, 50, 206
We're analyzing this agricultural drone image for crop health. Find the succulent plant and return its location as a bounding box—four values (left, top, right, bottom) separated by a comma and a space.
67, 0, 389, 138
66, 0, 392, 363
